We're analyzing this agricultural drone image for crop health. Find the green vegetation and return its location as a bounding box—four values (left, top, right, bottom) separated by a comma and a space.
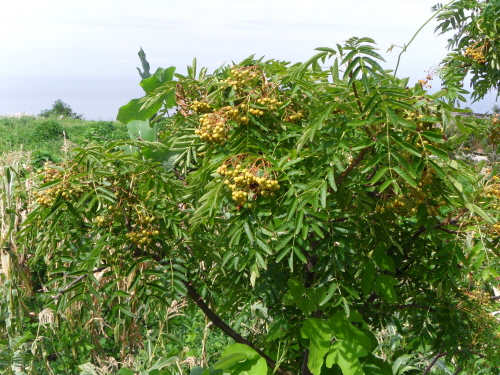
39, 99, 83, 120
0, 115, 129, 164
1, 1, 500, 375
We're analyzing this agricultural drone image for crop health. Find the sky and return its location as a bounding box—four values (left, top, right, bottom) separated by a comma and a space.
1, 0, 498, 121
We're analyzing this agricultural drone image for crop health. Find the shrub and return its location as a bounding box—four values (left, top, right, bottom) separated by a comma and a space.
32, 120, 65, 141
31, 150, 61, 168
85, 121, 129, 142
87, 121, 116, 138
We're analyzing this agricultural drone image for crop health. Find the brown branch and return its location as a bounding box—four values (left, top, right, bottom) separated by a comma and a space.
423, 349, 445, 375
183, 280, 291, 375
491, 295, 500, 301
302, 349, 312, 375
53, 266, 108, 300
348, 71, 363, 113
335, 147, 370, 185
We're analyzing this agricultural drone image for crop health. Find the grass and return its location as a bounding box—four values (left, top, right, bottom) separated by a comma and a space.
0, 115, 129, 165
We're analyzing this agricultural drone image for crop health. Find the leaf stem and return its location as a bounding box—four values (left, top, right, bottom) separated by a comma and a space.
394, 0, 456, 76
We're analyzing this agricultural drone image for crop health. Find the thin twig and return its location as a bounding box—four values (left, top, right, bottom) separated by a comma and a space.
53, 267, 108, 300
335, 147, 371, 185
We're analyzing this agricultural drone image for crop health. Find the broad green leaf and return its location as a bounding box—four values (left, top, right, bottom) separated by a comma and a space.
117, 98, 162, 124
140, 76, 162, 94
215, 344, 266, 375
127, 120, 157, 142
214, 353, 248, 370
117, 369, 135, 375
301, 319, 332, 375
329, 311, 372, 352
372, 243, 395, 272
297, 298, 319, 315
284, 279, 306, 304
325, 341, 367, 375
374, 275, 398, 303
361, 262, 376, 296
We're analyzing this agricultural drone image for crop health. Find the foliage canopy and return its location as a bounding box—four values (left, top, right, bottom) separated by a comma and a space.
16, 35, 500, 374
2, 2, 500, 374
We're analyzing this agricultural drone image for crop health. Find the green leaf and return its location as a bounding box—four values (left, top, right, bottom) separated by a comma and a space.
392, 166, 417, 188
425, 144, 449, 161
117, 98, 162, 124
327, 169, 337, 191
325, 341, 367, 375
301, 319, 332, 375
127, 120, 157, 142
361, 262, 376, 296
329, 311, 372, 352
372, 244, 395, 272
255, 237, 272, 255
319, 283, 338, 306
369, 167, 389, 184
465, 203, 494, 224
362, 153, 385, 174
244, 222, 255, 243
214, 344, 266, 375
422, 131, 445, 143
284, 279, 306, 304
297, 298, 319, 315
374, 275, 398, 303
293, 246, 307, 263
213, 353, 248, 370
140, 76, 163, 94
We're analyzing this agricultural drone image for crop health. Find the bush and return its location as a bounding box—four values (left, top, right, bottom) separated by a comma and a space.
31, 150, 61, 168
87, 121, 116, 138
85, 121, 129, 142
32, 120, 65, 141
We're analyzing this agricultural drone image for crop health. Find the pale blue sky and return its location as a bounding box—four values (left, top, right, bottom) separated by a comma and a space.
1, 0, 497, 120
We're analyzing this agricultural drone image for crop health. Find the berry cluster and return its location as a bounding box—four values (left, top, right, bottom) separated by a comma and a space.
216, 158, 280, 208
485, 181, 500, 210
195, 113, 228, 143
249, 108, 265, 117
375, 167, 444, 217
190, 100, 212, 114
96, 216, 110, 227
257, 97, 282, 111
224, 105, 250, 125
125, 214, 159, 245
34, 166, 84, 207
224, 67, 260, 91
465, 45, 486, 64
285, 110, 305, 123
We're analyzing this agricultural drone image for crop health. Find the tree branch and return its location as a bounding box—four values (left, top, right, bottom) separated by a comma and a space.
423, 349, 445, 375
183, 280, 291, 375
53, 266, 108, 300
335, 147, 370, 185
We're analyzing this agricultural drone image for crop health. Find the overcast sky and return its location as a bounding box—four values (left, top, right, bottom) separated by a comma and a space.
1, 0, 497, 120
